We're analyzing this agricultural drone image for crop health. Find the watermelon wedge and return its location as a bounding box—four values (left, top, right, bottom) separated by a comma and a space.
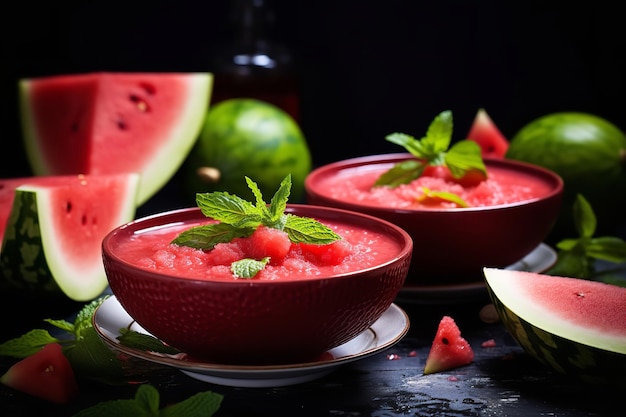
466, 108, 509, 158
484, 267, 626, 386
423, 316, 474, 375
19, 72, 213, 206
0, 173, 139, 301
0, 342, 79, 404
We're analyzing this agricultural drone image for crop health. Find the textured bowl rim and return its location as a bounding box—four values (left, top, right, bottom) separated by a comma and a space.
305, 152, 564, 214
102, 204, 413, 286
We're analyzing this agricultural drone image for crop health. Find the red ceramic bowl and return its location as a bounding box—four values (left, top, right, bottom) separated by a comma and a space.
102, 205, 412, 365
305, 153, 564, 285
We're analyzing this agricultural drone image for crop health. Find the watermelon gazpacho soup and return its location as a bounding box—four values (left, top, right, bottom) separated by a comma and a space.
102, 175, 413, 363
318, 162, 553, 210
305, 111, 564, 282
313, 110, 551, 210
115, 218, 401, 281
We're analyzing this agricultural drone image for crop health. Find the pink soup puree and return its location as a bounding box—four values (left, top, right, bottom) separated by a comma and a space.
319, 164, 553, 209
115, 219, 402, 282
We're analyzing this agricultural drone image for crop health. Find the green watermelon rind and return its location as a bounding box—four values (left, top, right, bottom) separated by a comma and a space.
132, 73, 213, 204
19, 73, 213, 206
484, 267, 626, 387
0, 174, 139, 301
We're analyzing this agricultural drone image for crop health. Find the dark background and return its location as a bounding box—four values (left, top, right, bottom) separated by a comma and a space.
2, 0, 624, 181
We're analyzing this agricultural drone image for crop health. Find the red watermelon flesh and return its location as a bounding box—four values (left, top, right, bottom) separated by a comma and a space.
423, 316, 474, 375
466, 108, 509, 158
0, 173, 139, 301
20, 72, 212, 205
0, 342, 79, 404
0, 176, 89, 245
484, 268, 626, 352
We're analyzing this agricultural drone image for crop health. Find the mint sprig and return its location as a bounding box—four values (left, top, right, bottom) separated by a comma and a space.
72, 384, 223, 417
374, 110, 487, 188
172, 175, 342, 278
172, 175, 342, 250
546, 194, 626, 285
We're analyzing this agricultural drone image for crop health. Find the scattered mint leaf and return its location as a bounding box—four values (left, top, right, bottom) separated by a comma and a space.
232, 257, 271, 278
546, 194, 626, 282
117, 328, 181, 355
375, 110, 487, 188
160, 389, 223, 417
72, 384, 223, 417
0, 329, 59, 358
172, 175, 342, 277
0, 296, 125, 384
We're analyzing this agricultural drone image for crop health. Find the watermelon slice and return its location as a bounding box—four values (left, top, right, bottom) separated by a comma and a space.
466, 108, 509, 158
423, 316, 474, 375
1, 342, 79, 404
19, 72, 213, 206
484, 267, 626, 387
0, 173, 139, 301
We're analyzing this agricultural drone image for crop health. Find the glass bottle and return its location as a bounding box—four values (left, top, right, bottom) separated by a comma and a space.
210, 0, 299, 120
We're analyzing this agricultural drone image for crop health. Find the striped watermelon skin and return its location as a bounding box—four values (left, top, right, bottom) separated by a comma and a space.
1, 190, 57, 292
0, 174, 139, 301
486, 271, 626, 388
183, 98, 312, 204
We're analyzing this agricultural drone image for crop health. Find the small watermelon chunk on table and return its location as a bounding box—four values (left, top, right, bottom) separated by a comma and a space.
0, 173, 139, 302
19, 72, 212, 206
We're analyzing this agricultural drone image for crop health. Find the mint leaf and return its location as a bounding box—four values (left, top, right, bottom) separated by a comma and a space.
0, 296, 126, 384
117, 328, 181, 354
72, 384, 222, 417
267, 175, 291, 225
196, 191, 261, 227
231, 257, 271, 278
445, 140, 487, 179
547, 194, 626, 280
246, 176, 272, 219
585, 237, 626, 263
0, 329, 59, 358
373, 159, 425, 188
64, 326, 125, 384
573, 191, 596, 238
172, 223, 254, 250
284, 214, 342, 244
419, 187, 469, 208
376, 110, 486, 187
173, 175, 342, 277
161, 390, 223, 417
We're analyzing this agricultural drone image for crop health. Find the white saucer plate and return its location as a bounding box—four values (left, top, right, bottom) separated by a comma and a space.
93, 296, 410, 388
398, 243, 557, 303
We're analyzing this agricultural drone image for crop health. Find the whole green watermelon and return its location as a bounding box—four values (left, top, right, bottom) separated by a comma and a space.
506, 112, 626, 241
182, 98, 312, 203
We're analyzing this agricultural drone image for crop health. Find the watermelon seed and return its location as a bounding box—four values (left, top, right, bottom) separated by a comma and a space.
81, 214, 88, 226
66, 202, 72, 213
139, 82, 156, 95
441, 337, 449, 345
129, 94, 150, 112
117, 116, 128, 130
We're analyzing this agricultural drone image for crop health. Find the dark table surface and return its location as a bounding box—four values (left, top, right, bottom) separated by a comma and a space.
1, 286, 623, 417
2, 186, 625, 417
